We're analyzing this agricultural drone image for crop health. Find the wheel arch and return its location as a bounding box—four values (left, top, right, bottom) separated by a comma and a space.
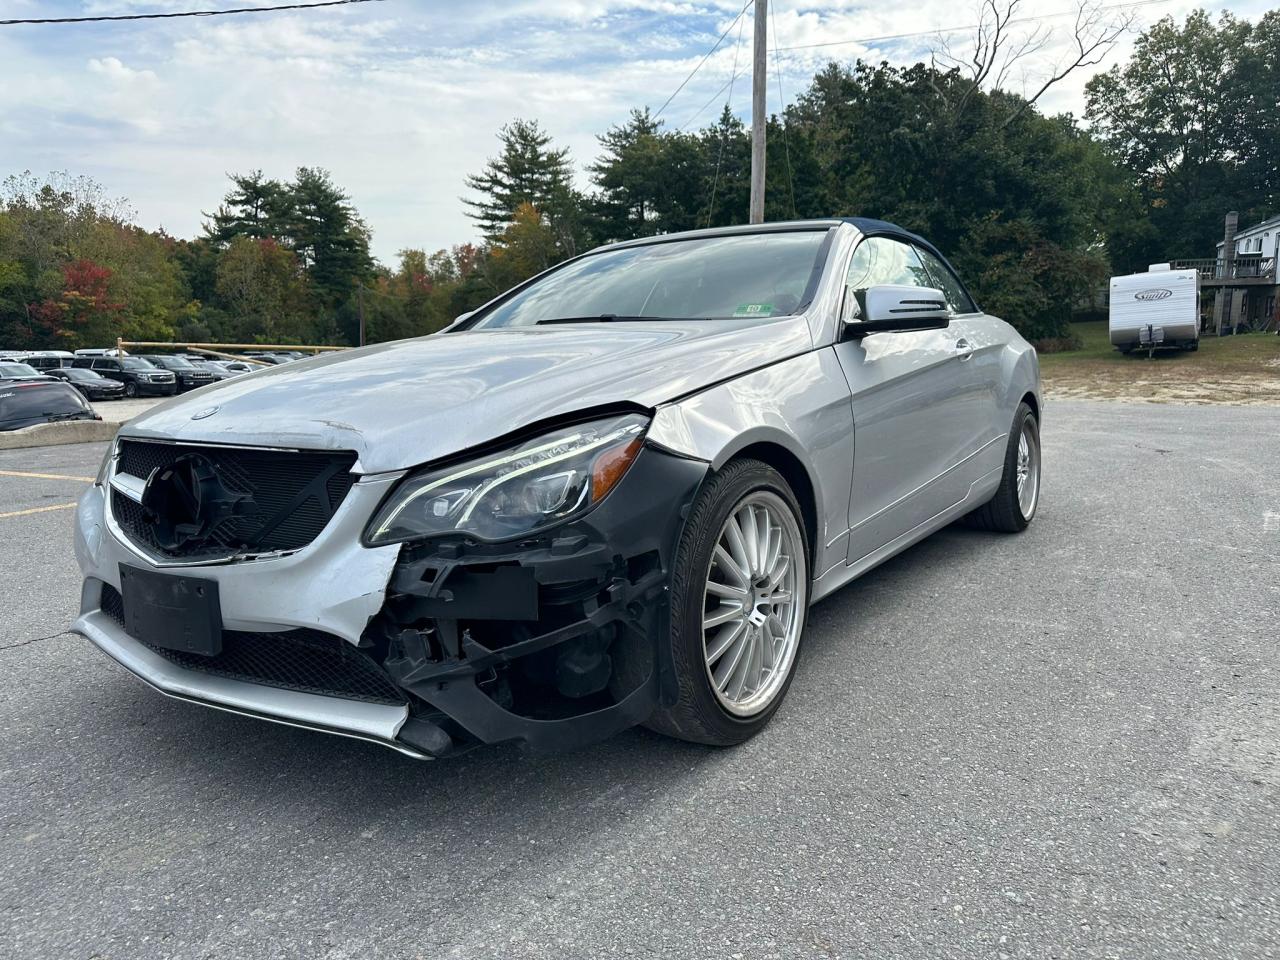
1020, 390, 1039, 423
720, 439, 820, 569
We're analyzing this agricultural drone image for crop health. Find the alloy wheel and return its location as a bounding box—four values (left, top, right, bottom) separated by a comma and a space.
1015, 419, 1041, 520
701, 491, 806, 718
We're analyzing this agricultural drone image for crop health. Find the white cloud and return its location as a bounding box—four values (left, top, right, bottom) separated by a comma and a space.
0, 0, 1272, 262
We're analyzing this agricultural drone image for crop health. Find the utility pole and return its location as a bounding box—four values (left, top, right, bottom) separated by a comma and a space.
748, 0, 767, 224
357, 285, 366, 347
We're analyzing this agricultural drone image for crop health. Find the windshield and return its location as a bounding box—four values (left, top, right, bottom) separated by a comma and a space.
0, 383, 89, 420
65, 369, 97, 381
121, 358, 155, 370
0, 363, 40, 378
472, 230, 830, 328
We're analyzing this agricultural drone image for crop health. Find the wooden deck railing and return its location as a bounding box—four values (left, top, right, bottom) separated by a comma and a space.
1169, 256, 1277, 281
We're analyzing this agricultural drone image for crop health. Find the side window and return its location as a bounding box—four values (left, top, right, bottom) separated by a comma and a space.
915, 246, 976, 314
844, 237, 932, 317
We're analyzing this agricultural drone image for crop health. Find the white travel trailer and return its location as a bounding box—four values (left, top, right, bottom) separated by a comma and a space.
1108, 268, 1200, 354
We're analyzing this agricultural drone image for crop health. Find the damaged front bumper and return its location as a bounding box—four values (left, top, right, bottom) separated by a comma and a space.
71, 443, 708, 759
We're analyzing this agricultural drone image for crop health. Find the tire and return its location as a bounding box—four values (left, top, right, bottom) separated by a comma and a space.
123, 381, 137, 398
647, 459, 810, 746
962, 402, 1041, 533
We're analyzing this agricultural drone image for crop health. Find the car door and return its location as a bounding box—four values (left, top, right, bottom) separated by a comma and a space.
832, 235, 976, 563
914, 244, 1007, 486
92, 359, 122, 385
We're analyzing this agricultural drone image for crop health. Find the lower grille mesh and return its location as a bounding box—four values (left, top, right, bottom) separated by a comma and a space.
99, 584, 404, 705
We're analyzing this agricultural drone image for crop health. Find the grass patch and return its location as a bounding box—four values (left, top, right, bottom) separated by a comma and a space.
1040, 321, 1280, 405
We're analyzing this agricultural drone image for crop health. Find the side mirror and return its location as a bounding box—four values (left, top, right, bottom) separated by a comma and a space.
842, 284, 950, 338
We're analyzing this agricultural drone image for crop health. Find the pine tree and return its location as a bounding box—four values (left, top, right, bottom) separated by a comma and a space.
205, 171, 288, 243
589, 108, 666, 240
286, 166, 373, 305
464, 119, 574, 242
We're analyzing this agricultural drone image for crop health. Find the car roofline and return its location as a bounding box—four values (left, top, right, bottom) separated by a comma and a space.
581, 217, 960, 280
586, 219, 845, 255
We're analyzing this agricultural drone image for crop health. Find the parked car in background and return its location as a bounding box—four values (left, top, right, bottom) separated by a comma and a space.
139, 355, 216, 392
72, 217, 1042, 761
71, 356, 176, 397
211, 360, 256, 376
177, 356, 237, 381
1, 378, 99, 431
0, 361, 50, 381
241, 352, 289, 365
22, 350, 77, 371
44, 366, 127, 401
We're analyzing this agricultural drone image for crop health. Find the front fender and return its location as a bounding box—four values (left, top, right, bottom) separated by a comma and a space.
648, 348, 855, 576
998, 328, 1042, 424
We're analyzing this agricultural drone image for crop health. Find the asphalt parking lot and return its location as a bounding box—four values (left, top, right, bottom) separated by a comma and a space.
2, 399, 1277, 959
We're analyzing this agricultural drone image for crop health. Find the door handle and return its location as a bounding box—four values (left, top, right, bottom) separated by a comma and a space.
954, 337, 974, 360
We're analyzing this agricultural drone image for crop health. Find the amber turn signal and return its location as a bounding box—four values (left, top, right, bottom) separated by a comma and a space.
591, 437, 644, 503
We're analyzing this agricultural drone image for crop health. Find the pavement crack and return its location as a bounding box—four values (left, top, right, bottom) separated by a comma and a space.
0, 630, 73, 652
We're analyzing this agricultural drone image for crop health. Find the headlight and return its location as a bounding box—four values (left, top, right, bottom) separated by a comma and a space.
365, 412, 649, 545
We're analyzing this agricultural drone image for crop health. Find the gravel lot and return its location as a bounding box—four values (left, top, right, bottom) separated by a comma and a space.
1, 399, 1277, 959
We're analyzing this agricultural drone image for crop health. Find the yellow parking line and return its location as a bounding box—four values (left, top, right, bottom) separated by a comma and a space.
0, 469, 95, 483
0, 502, 78, 520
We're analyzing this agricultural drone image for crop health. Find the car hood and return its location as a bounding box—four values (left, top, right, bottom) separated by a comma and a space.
120, 319, 814, 473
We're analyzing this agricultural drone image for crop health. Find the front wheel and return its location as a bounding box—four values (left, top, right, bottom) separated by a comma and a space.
647, 459, 809, 746
962, 402, 1041, 533
123, 381, 137, 398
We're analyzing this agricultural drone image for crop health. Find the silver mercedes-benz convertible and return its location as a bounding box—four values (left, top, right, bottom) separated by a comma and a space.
72, 218, 1041, 759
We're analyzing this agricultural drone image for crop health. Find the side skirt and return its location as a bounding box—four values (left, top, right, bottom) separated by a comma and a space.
810, 465, 1003, 604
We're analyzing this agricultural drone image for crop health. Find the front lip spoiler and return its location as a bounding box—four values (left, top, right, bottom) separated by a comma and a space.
72, 609, 432, 761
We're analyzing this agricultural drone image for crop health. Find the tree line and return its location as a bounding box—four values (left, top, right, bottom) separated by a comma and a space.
0, 8, 1274, 352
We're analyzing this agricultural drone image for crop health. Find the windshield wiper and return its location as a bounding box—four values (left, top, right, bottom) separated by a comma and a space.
43, 412, 85, 421
534, 314, 696, 325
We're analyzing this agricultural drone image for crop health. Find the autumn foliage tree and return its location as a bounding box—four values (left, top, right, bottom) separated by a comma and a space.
30, 259, 125, 348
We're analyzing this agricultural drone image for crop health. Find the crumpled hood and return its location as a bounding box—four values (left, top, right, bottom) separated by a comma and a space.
121, 319, 814, 473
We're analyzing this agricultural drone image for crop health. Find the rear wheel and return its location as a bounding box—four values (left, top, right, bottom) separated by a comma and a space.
962, 402, 1040, 533
647, 459, 809, 746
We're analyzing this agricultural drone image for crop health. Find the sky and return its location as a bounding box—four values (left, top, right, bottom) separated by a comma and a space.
0, 0, 1271, 264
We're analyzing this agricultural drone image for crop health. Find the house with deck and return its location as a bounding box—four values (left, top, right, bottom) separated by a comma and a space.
1170, 212, 1279, 333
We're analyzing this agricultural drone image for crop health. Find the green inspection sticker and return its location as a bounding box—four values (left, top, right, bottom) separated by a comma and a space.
732, 303, 775, 318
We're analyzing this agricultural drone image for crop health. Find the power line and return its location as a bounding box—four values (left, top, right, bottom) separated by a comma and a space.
0, 0, 384, 26
705, 6, 749, 227
653, 0, 753, 120
680, 38, 747, 131
770, 1, 796, 220
772, 0, 1173, 52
